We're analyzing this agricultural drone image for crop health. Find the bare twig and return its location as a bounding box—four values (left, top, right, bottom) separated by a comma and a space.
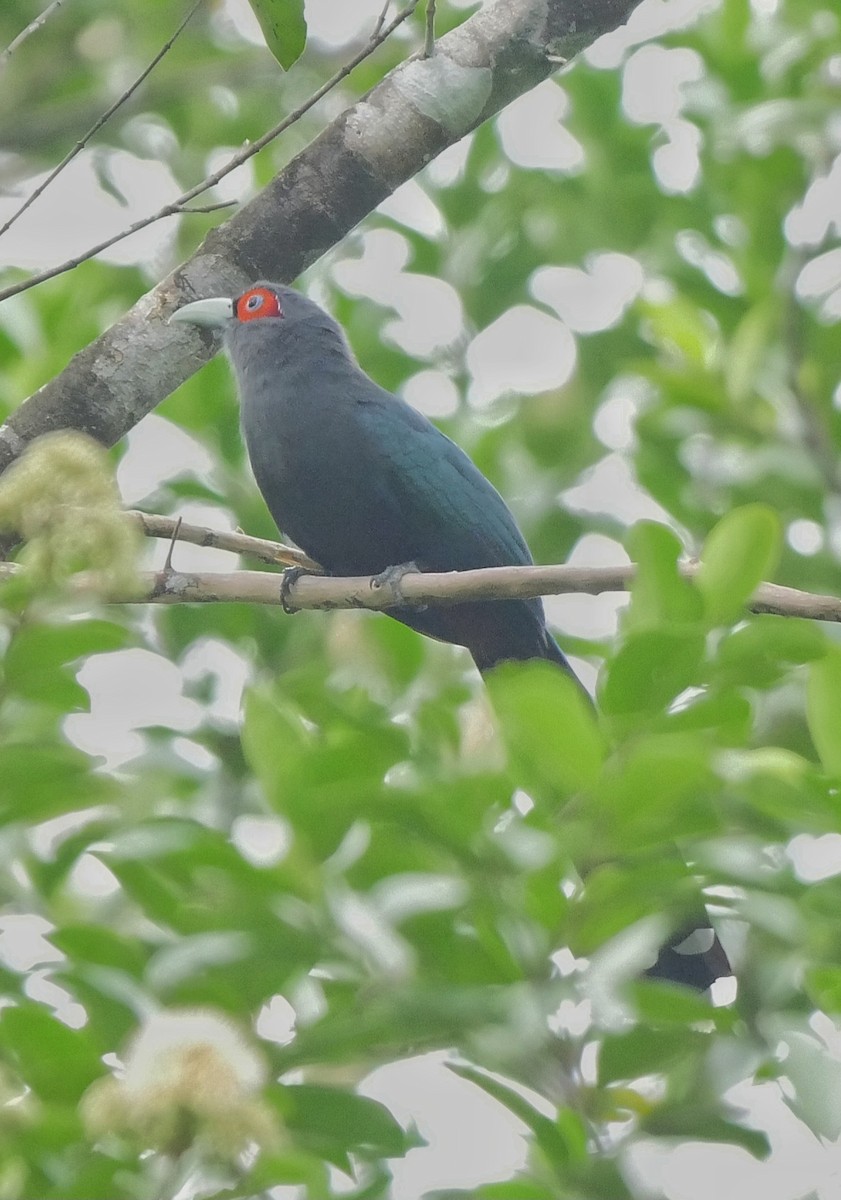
371, 0, 392, 39
174, 200, 236, 216
127, 510, 319, 569
0, 0, 67, 68
423, 0, 436, 57
0, 0, 205, 240
0, 0, 422, 303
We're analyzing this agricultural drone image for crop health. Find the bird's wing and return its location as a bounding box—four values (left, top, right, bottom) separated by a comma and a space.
356, 388, 534, 573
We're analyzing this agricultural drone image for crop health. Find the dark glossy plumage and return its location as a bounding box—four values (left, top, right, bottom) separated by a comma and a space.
226, 283, 573, 676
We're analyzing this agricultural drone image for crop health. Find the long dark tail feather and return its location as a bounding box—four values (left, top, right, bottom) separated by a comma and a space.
472, 609, 580, 682
538, 629, 581, 678
646, 922, 732, 993
477, 618, 733, 995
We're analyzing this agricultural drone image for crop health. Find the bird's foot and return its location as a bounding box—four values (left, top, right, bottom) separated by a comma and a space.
280, 565, 318, 614
370, 561, 424, 609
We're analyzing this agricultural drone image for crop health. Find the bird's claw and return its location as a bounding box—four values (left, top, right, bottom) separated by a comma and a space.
280, 566, 314, 614
370, 561, 424, 609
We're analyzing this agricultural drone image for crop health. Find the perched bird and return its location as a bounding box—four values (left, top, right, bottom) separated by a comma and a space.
172, 283, 573, 677
170, 281, 731, 994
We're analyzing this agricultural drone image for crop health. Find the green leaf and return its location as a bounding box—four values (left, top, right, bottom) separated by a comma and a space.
695, 505, 781, 626
662, 688, 752, 743
599, 1026, 707, 1083
639, 297, 717, 365
807, 646, 841, 775
599, 628, 705, 716
626, 521, 702, 629
725, 302, 775, 404
448, 1062, 586, 1176
246, 0, 306, 69
629, 979, 736, 1028
758, 1021, 841, 1140
806, 966, 841, 1013
50, 925, 147, 976
568, 857, 702, 957
275, 1084, 416, 1163
0, 1004, 103, 1103
466, 1183, 558, 1200
593, 733, 719, 852
644, 1106, 770, 1158
717, 616, 826, 687
486, 662, 604, 798
0, 742, 113, 823
3, 617, 129, 709
241, 680, 410, 855
241, 683, 311, 805
234, 1148, 329, 1194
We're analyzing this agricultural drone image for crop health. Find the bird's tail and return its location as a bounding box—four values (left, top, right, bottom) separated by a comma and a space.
471, 600, 579, 681
478, 610, 733, 997
646, 921, 732, 993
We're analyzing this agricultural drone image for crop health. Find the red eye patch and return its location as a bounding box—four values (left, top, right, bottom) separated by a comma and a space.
235, 287, 282, 322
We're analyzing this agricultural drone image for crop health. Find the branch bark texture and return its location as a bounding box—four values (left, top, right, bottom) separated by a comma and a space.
0, 0, 636, 478
2, 555, 839, 624
126, 514, 841, 622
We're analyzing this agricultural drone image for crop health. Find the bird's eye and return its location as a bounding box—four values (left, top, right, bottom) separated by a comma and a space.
236, 286, 281, 322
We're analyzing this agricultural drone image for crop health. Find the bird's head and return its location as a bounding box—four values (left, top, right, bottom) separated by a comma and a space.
170, 282, 350, 366
170, 283, 285, 331
170, 282, 300, 332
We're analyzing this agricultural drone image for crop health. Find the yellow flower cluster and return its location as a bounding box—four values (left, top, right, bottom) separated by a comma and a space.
81, 1008, 280, 1160
0, 431, 141, 595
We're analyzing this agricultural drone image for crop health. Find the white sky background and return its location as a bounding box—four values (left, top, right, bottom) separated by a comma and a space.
3, 0, 841, 1196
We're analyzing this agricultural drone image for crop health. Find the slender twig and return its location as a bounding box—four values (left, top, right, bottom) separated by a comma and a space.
127, 510, 319, 569
0, 0, 205, 241
175, 200, 236, 215
371, 0, 392, 39
0, 0, 67, 68
0, 0, 422, 303
4, 541, 841, 622
423, 0, 436, 57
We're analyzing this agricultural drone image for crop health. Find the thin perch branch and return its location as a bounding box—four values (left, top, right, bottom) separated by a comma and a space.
2, 552, 840, 623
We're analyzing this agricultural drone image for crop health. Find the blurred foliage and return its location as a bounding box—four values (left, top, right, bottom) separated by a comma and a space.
1, 0, 841, 1197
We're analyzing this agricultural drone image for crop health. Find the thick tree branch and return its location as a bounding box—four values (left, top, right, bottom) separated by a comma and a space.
0, 0, 637, 479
